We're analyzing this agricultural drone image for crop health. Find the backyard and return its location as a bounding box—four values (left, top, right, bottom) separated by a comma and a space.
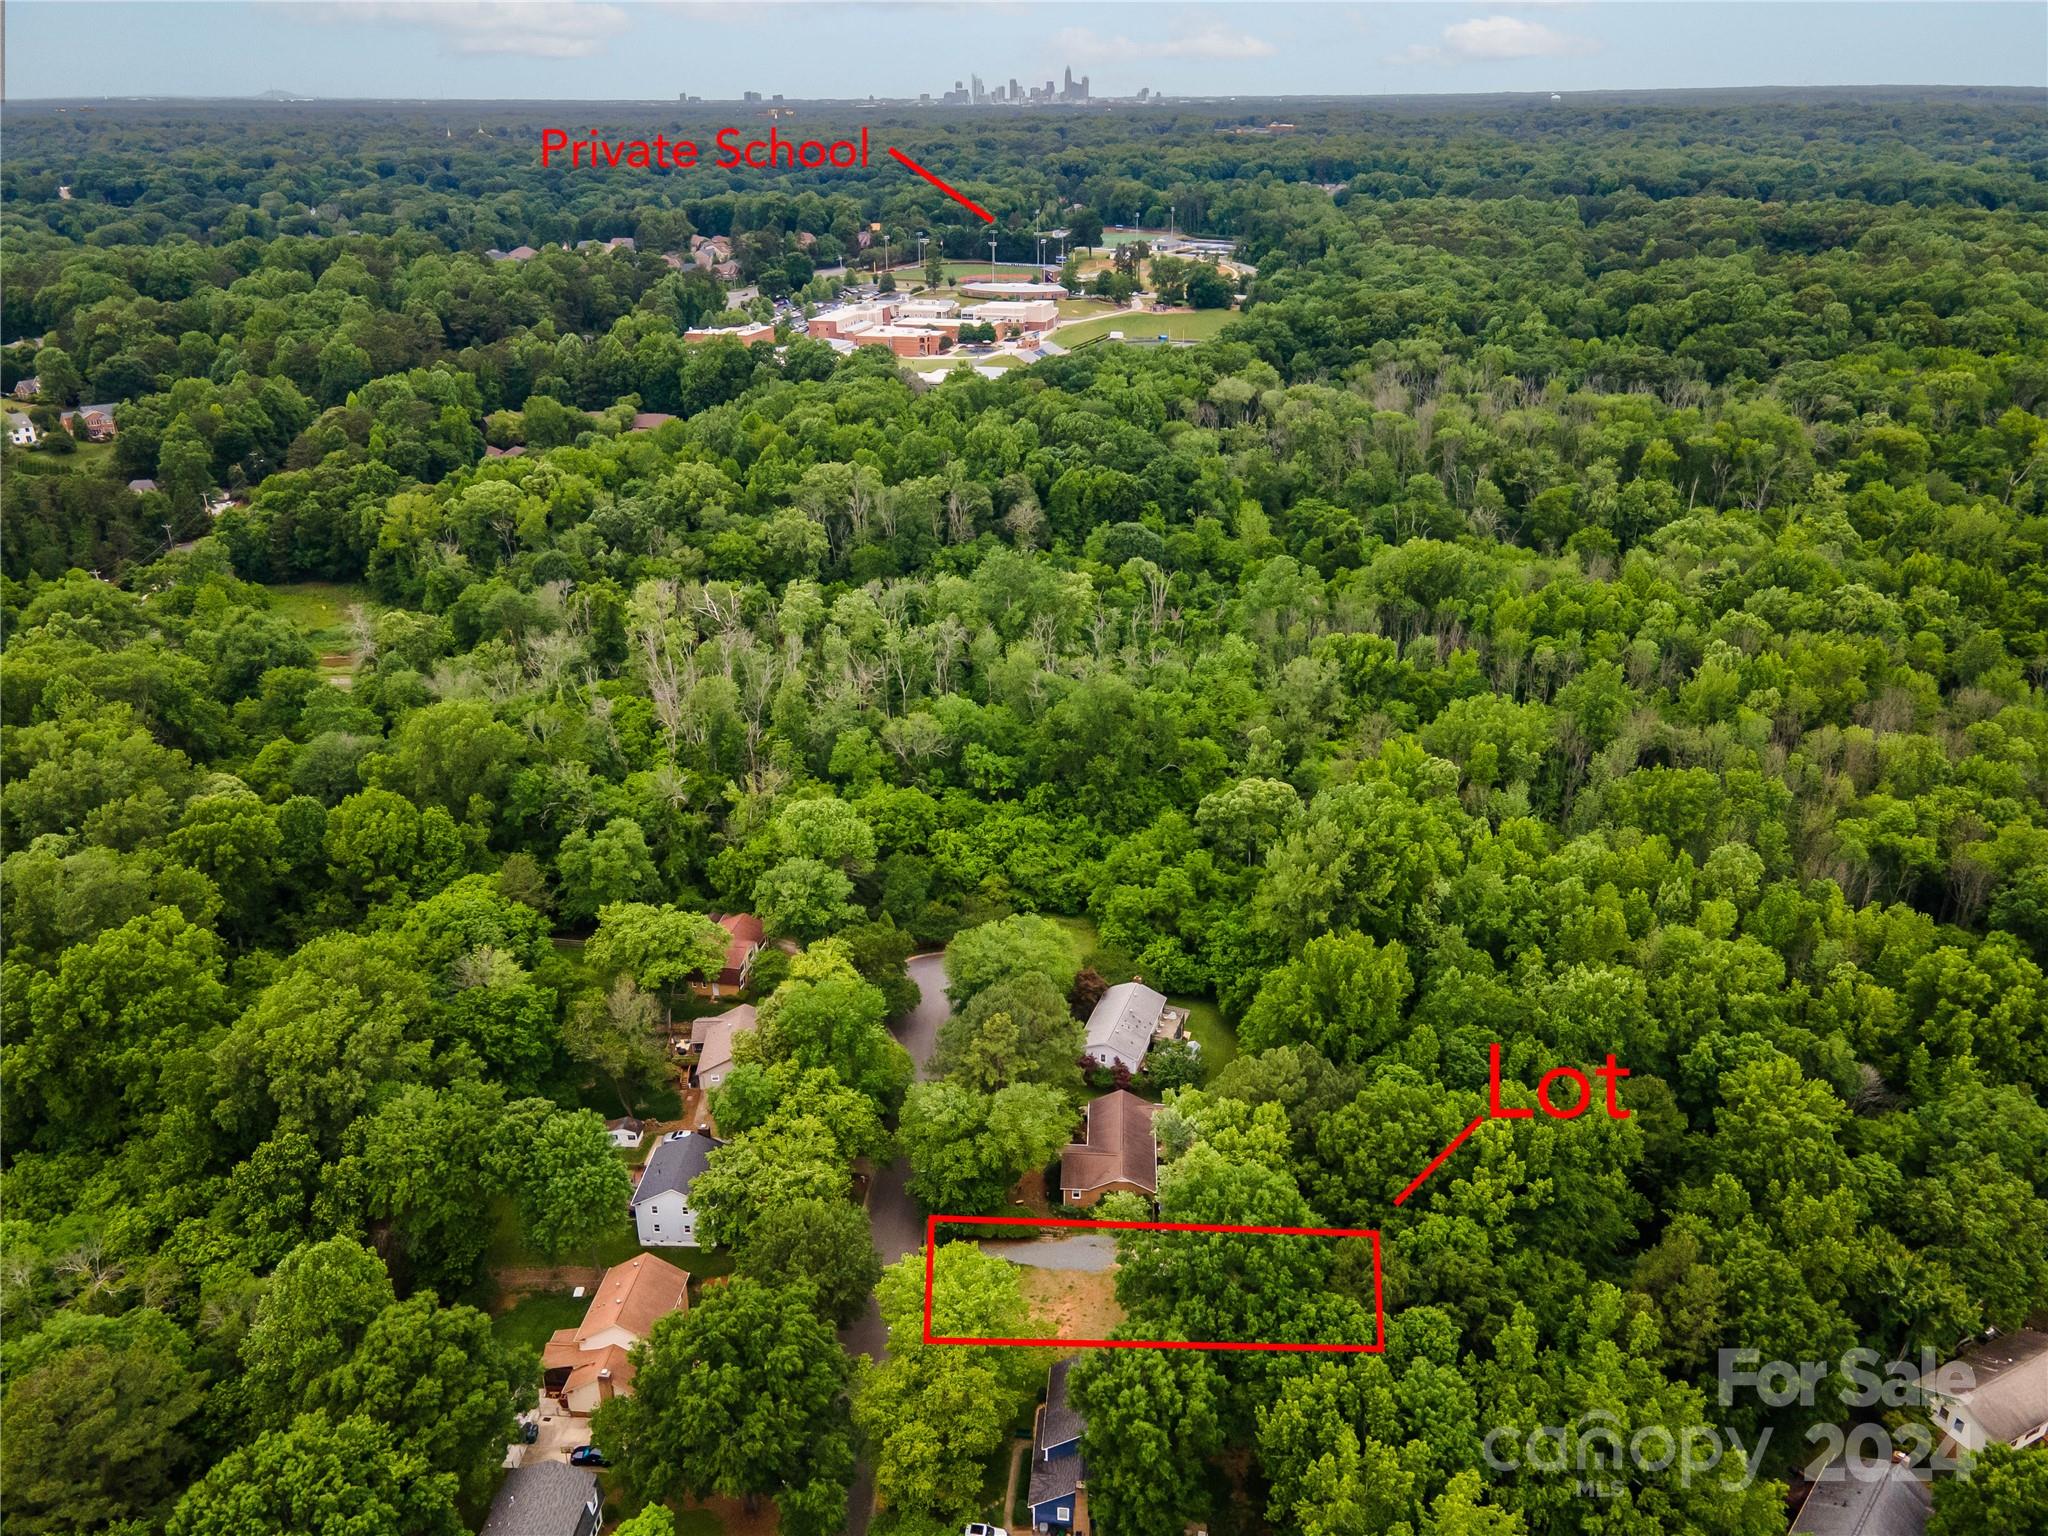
1047, 916, 1237, 1085
265, 580, 376, 685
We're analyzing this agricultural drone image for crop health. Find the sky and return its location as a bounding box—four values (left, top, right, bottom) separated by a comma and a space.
4, 1, 2044, 101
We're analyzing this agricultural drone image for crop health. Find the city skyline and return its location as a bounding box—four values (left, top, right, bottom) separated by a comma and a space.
929, 65, 1116, 108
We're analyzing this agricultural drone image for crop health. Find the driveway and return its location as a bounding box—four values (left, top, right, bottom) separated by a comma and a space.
896, 953, 949, 1083
978, 1234, 1117, 1273
505, 1403, 590, 1468
842, 952, 950, 1536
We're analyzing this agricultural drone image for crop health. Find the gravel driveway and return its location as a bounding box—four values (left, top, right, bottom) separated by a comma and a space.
978, 1234, 1119, 1273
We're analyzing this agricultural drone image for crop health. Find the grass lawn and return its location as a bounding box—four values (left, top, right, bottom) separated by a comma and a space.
1047, 916, 1103, 973
491, 1289, 584, 1356
29, 438, 122, 476
266, 581, 375, 682
1052, 308, 1237, 348
906, 355, 1024, 379
1056, 298, 1122, 319
265, 580, 373, 642
483, 1178, 738, 1288
484, 1192, 649, 1273
1177, 996, 1238, 1084
901, 260, 1047, 284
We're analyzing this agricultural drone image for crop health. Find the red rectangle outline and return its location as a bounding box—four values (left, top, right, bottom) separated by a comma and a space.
922, 1213, 1384, 1353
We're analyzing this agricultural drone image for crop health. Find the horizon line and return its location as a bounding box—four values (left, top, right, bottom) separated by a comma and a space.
8, 81, 2043, 107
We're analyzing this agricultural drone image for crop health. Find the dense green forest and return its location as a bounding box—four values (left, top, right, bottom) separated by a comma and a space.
3, 88, 2047, 1536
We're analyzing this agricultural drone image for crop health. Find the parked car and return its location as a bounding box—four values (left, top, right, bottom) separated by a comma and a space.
963, 1525, 1010, 1536
569, 1445, 608, 1467
516, 1419, 539, 1444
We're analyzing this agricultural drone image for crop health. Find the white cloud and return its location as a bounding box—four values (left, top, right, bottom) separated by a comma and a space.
1442, 15, 1583, 60
1387, 12, 1591, 66
1053, 24, 1278, 64
302, 2, 630, 60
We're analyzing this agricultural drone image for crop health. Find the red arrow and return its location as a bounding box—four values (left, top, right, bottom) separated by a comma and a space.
1391, 1115, 1483, 1207
887, 147, 994, 223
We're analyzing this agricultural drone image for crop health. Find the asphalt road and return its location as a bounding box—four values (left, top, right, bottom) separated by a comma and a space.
841, 952, 950, 1536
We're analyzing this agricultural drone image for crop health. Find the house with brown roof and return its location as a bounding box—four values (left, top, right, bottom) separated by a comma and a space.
71, 407, 115, 441
628, 411, 676, 432
1060, 1091, 1158, 1207
540, 1254, 689, 1414
1916, 1329, 2048, 1456
692, 913, 763, 999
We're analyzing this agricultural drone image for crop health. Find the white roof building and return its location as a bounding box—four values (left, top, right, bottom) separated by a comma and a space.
1084, 981, 1166, 1073
959, 280, 1068, 298
962, 299, 1060, 329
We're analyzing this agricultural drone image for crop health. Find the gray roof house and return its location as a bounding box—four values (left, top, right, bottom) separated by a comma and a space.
1789, 1451, 1929, 1536
1083, 981, 1165, 1073
1028, 1359, 1087, 1531
1916, 1328, 2048, 1454
689, 1003, 756, 1089
630, 1129, 723, 1247
480, 1463, 602, 1536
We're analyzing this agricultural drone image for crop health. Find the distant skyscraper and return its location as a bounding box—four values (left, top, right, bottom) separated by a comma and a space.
1009, 77, 1022, 102
1079, 75, 1090, 100
971, 73, 984, 104
1062, 66, 1074, 100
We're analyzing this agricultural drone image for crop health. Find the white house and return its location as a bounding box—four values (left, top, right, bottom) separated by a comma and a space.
1083, 981, 1167, 1073
605, 1117, 644, 1150
6, 411, 39, 446
629, 1130, 723, 1247
1916, 1329, 2048, 1456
